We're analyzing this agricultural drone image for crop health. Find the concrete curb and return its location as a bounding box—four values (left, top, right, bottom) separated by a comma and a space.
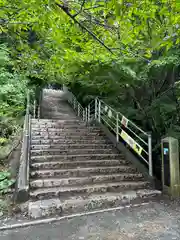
0, 202, 150, 231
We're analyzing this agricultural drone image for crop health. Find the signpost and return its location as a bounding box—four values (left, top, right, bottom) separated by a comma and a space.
161, 137, 180, 197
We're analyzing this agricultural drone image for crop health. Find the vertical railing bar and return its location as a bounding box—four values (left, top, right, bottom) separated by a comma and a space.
98, 100, 101, 123
88, 105, 90, 122
83, 109, 85, 121
148, 133, 153, 177
73, 98, 76, 110
38, 105, 40, 119
33, 100, 36, 118
116, 113, 119, 143
77, 103, 80, 116
85, 108, 88, 122
95, 98, 98, 120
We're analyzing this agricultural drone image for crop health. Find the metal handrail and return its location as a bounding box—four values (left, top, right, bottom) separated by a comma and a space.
16, 87, 43, 202
16, 90, 31, 202
67, 91, 153, 177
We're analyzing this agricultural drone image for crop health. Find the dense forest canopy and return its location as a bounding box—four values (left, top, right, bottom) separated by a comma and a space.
0, 0, 180, 177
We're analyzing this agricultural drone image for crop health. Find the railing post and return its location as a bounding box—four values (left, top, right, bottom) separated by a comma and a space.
98, 100, 101, 123
77, 103, 80, 116
95, 98, 98, 120
88, 105, 90, 122
116, 113, 119, 142
83, 109, 85, 121
33, 100, 36, 118
85, 107, 88, 122
148, 133, 153, 177
38, 106, 40, 119
73, 98, 76, 110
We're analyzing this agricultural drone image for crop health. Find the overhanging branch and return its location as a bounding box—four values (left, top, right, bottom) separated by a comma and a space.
73, 0, 86, 17
56, 2, 113, 54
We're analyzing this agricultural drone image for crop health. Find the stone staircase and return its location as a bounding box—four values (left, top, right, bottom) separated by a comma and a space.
28, 89, 161, 218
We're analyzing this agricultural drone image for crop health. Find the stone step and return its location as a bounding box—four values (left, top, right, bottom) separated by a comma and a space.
31, 148, 116, 156
41, 117, 78, 120
42, 111, 74, 115
31, 135, 107, 140
28, 189, 162, 218
31, 119, 85, 125
31, 153, 123, 161
29, 181, 149, 200
31, 123, 92, 128
30, 173, 144, 189
40, 111, 76, 115
31, 129, 101, 134
31, 131, 103, 137
31, 144, 113, 150
31, 126, 99, 131
61, 189, 161, 215
30, 166, 137, 178
30, 159, 129, 169
31, 139, 111, 145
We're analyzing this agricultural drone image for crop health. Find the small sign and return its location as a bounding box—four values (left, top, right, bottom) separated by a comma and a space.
104, 106, 108, 112
121, 116, 128, 127
108, 110, 112, 118
164, 148, 169, 155
120, 130, 143, 156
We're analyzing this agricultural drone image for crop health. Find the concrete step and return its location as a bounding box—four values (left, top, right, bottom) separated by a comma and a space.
31, 153, 123, 161
31, 135, 107, 140
30, 159, 130, 169
31, 130, 102, 136
31, 131, 103, 137
30, 166, 138, 178
28, 189, 162, 218
31, 119, 85, 125
31, 143, 114, 150
29, 181, 150, 200
31, 144, 113, 150
31, 126, 100, 131
31, 124, 90, 129
41, 117, 78, 120
31, 148, 116, 156
60, 189, 161, 215
41, 112, 74, 116
30, 173, 144, 188
31, 139, 111, 145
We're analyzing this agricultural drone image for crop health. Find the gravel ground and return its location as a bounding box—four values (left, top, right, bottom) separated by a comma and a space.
1, 198, 180, 240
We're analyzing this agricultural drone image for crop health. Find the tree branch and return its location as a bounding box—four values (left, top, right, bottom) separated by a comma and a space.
83, 5, 104, 11
73, 0, 86, 17
56, 2, 113, 54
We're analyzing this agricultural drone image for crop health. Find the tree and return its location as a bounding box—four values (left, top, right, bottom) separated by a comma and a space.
1, 0, 180, 179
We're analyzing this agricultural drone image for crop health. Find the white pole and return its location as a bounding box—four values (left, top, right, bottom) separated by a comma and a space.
85, 108, 88, 122
77, 103, 80, 116
88, 105, 90, 122
148, 134, 153, 177
83, 109, 85, 121
95, 98, 98, 120
116, 113, 119, 142
33, 100, 36, 118
98, 100, 101, 123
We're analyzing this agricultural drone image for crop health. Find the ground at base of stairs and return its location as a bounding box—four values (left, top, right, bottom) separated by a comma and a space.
28, 189, 161, 219
1, 197, 180, 240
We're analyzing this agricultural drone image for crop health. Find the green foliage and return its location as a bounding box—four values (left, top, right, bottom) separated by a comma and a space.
0, 171, 15, 194
0, 44, 28, 154
1, 0, 180, 179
